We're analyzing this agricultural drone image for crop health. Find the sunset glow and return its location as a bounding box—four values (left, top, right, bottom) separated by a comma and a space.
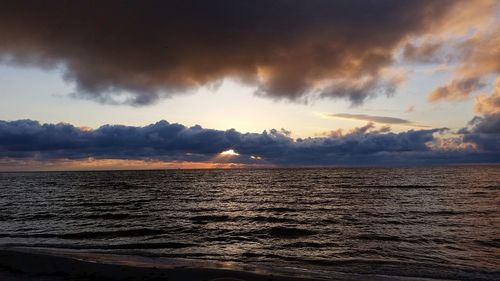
0, 2, 498, 281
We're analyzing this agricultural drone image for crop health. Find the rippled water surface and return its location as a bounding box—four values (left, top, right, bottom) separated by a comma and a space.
0, 167, 499, 280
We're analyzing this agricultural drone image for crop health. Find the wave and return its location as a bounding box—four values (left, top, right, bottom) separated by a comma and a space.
355, 234, 403, 242
255, 207, 296, 212
283, 242, 337, 248
205, 236, 253, 242
78, 181, 140, 189
0, 228, 166, 239
79, 213, 147, 220
190, 215, 231, 223
72, 199, 151, 208
102, 242, 195, 249
405, 210, 495, 216
475, 239, 500, 248
249, 216, 295, 223
354, 234, 456, 245
266, 226, 317, 238
1, 241, 195, 250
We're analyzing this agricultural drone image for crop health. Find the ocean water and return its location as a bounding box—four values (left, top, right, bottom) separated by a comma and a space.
0, 166, 499, 280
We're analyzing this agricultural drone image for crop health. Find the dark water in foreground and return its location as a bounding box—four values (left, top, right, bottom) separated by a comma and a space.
0, 167, 499, 280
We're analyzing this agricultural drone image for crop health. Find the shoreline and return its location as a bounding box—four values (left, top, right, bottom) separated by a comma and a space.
0, 247, 452, 281
0, 247, 331, 281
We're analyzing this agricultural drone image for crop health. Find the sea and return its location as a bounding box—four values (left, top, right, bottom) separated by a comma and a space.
0, 166, 499, 280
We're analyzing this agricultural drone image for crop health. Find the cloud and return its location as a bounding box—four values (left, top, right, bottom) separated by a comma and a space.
330, 113, 411, 125
453, 77, 500, 154
475, 78, 500, 115
402, 41, 443, 63
456, 31, 500, 79
427, 29, 500, 102
321, 122, 390, 138
0, 0, 492, 105
460, 113, 500, 152
328, 113, 429, 128
466, 114, 500, 135
0, 119, 497, 169
428, 78, 486, 102
318, 69, 407, 105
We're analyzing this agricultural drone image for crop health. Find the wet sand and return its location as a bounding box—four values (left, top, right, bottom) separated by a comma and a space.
0, 247, 329, 281
0, 247, 461, 281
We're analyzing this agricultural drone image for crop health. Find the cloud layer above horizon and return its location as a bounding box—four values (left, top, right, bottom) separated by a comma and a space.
0, 0, 497, 105
0, 1, 499, 170
0, 117, 498, 170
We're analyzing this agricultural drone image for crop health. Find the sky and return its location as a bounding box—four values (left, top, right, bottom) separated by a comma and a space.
0, 0, 499, 170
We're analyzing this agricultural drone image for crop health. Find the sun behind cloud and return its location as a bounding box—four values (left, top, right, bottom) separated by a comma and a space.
220, 149, 239, 156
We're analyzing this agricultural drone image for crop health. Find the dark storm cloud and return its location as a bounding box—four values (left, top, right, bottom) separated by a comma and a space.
0, 120, 230, 161
0, 0, 463, 105
0, 119, 497, 166
467, 114, 500, 135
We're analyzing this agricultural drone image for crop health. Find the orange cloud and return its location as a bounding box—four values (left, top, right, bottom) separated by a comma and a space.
457, 30, 500, 79
475, 78, 500, 115
428, 78, 485, 102
428, 136, 478, 151
427, 0, 496, 36
427, 29, 500, 102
